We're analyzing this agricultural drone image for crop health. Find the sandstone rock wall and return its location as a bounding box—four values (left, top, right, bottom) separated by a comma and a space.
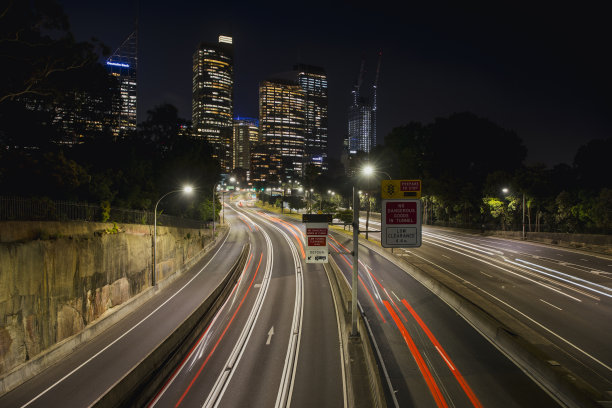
0, 221, 211, 375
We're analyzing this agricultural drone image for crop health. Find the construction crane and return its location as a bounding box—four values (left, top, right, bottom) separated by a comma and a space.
352, 58, 366, 106
372, 51, 382, 148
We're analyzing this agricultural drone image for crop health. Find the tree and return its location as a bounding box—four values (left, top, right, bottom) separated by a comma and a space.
0, 1, 116, 147
0, 0, 109, 104
573, 137, 611, 190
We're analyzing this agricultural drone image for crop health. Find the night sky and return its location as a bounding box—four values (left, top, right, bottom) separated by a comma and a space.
59, 0, 611, 167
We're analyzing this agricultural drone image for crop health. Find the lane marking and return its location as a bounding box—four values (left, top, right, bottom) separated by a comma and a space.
266, 327, 275, 345
539, 299, 563, 311
21, 232, 233, 408
441, 254, 451, 259
480, 271, 492, 278
383, 301, 449, 408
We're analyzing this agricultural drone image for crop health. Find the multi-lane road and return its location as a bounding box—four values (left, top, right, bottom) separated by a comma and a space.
360, 214, 612, 400
2, 197, 609, 407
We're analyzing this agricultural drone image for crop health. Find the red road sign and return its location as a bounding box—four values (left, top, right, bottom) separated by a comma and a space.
385, 201, 417, 224
306, 228, 328, 236
307, 236, 326, 246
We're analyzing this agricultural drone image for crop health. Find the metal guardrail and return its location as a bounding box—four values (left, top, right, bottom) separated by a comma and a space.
0, 196, 207, 230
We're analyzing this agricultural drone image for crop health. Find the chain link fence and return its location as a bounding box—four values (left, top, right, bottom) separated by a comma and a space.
0, 196, 208, 230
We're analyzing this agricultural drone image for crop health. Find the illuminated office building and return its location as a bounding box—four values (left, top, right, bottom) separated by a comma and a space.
259, 78, 306, 183
106, 29, 137, 139
348, 102, 372, 153
295, 64, 328, 172
192, 35, 234, 172
233, 117, 259, 171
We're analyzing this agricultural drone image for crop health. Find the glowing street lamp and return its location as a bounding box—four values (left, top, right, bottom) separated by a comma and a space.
153, 185, 193, 286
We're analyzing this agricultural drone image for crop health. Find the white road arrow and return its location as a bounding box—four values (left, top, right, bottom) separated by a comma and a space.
266, 326, 274, 345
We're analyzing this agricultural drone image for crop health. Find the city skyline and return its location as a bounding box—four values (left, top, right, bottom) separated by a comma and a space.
59, 1, 611, 167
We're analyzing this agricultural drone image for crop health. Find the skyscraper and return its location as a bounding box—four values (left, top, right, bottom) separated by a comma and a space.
192, 35, 234, 172
295, 64, 328, 172
347, 75, 373, 154
348, 103, 372, 154
347, 54, 381, 155
259, 78, 306, 183
232, 117, 259, 171
106, 29, 137, 139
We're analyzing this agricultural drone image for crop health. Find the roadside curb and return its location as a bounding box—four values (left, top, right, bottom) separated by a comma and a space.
0, 226, 229, 397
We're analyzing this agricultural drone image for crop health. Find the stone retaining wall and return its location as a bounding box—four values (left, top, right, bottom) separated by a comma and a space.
0, 221, 212, 375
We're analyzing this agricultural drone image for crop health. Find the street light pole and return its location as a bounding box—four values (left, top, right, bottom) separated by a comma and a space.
222, 190, 225, 224
351, 185, 360, 337
212, 183, 218, 237
153, 186, 193, 286
522, 192, 526, 240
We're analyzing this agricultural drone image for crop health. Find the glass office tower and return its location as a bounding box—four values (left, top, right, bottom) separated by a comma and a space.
192, 35, 234, 172
106, 29, 137, 139
295, 64, 328, 172
259, 78, 305, 184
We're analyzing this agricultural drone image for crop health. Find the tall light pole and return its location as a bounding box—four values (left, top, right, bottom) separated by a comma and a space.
223, 177, 236, 225
212, 183, 218, 236
153, 185, 193, 286
522, 192, 526, 240
351, 185, 359, 337
309, 188, 313, 214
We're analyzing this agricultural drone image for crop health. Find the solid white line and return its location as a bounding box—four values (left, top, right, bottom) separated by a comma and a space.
539, 299, 563, 311
21, 232, 231, 408
272, 220, 304, 408
323, 263, 348, 408
203, 212, 275, 408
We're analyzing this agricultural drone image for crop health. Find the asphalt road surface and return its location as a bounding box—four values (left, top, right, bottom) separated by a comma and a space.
363, 215, 612, 395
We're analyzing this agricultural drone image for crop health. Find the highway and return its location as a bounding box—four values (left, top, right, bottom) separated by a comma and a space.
361, 215, 612, 398
2, 198, 608, 408
0, 200, 344, 407
148, 200, 344, 407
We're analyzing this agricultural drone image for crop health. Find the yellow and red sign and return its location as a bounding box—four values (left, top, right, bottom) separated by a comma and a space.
381, 179, 422, 199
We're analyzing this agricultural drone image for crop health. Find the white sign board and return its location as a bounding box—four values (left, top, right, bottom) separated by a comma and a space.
381, 199, 422, 248
305, 222, 328, 263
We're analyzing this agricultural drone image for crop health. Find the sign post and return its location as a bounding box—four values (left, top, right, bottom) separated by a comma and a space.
381, 180, 422, 248
302, 214, 332, 263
